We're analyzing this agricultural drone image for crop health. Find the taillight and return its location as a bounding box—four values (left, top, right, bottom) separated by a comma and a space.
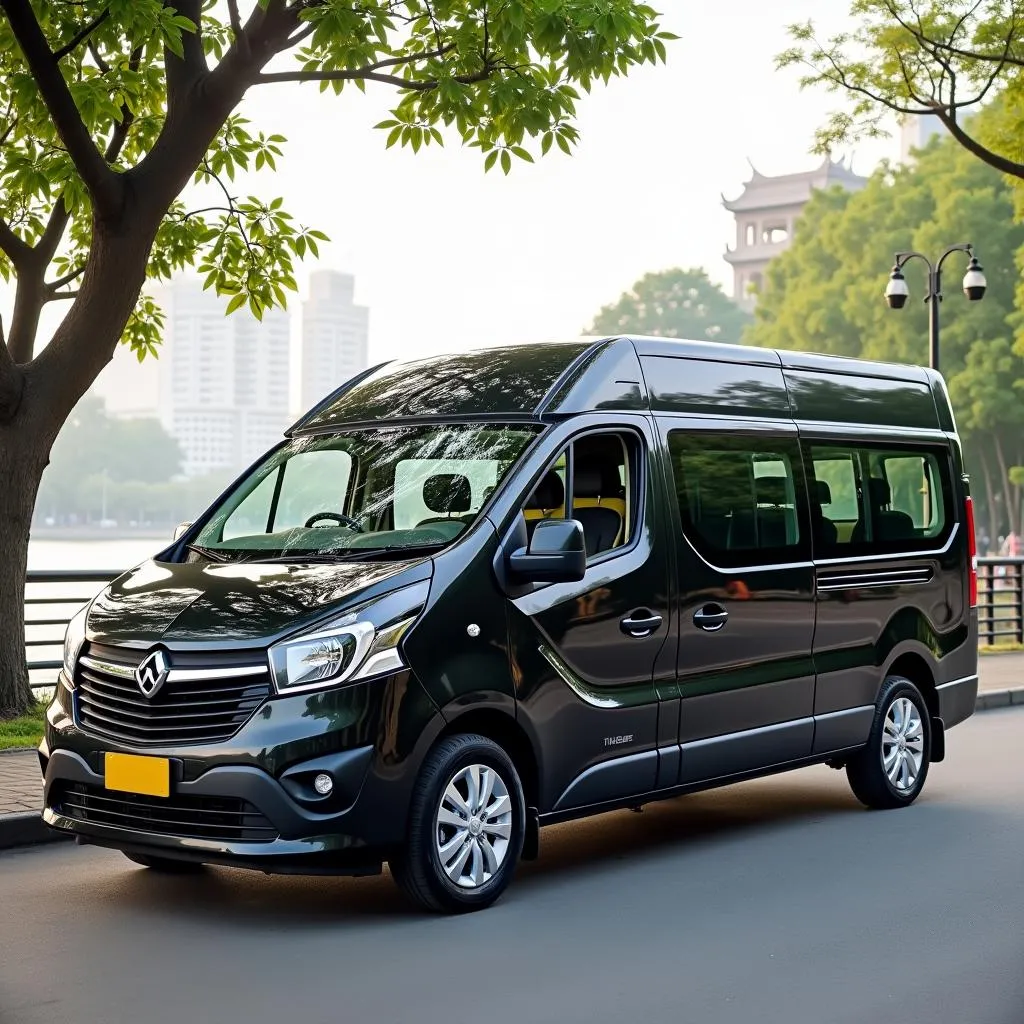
964, 495, 978, 607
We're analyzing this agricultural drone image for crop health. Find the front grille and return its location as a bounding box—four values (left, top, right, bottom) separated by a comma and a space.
74, 643, 271, 747
54, 782, 278, 843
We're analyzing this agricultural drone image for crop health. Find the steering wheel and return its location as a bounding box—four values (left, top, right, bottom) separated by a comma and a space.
304, 512, 363, 532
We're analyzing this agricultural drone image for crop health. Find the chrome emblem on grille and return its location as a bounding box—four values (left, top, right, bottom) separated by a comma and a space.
135, 650, 169, 699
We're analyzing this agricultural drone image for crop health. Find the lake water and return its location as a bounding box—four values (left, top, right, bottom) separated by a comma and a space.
28, 538, 168, 573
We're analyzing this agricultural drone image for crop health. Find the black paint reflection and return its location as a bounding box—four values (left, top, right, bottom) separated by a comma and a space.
304, 342, 592, 426
86, 558, 427, 645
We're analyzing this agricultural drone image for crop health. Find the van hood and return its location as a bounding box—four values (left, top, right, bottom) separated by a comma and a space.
85, 556, 433, 648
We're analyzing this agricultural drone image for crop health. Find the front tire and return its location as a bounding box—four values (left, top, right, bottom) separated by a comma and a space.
390, 734, 525, 914
846, 676, 931, 809
123, 852, 205, 873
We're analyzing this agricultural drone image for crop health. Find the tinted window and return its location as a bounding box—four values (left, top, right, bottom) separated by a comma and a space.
643, 356, 791, 418
666, 432, 807, 566
784, 370, 938, 429
807, 442, 952, 555
521, 432, 637, 562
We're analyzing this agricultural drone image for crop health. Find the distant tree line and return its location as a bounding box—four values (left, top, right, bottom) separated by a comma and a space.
34, 397, 233, 530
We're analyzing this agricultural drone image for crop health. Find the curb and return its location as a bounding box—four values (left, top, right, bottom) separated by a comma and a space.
0, 811, 69, 851
975, 686, 1024, 711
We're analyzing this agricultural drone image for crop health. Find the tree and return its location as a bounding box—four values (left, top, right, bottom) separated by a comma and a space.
776, 1, 1024, 186
587, 268, 751, 343
746, 126, 1024, 546
0, 0, 676, 717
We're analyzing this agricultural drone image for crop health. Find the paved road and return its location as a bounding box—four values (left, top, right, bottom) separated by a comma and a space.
3, 709, 1023, 1024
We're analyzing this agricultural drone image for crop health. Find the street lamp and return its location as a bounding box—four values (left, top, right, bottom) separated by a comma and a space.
884, 243, 987, 372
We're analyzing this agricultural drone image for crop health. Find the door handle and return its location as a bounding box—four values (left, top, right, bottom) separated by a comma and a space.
693, 603, 729, 632
620, 610, 663, 638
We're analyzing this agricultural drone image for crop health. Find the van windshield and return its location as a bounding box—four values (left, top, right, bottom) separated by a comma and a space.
190, 423, 540, 561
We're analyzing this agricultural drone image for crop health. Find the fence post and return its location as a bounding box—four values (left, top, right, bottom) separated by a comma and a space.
1017, 561, 1024, 647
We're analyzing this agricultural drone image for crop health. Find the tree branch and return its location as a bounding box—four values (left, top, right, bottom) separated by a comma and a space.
888, 0, 1024, 70
934, 108, 1024, 178
0, 327, 25, 421
45, 265, 87, 291
101, 45, 143, 164
53, 6, 110, 61
87, 39, 110, 74
228, 0, 243, 38
0, 0, 120, 217
6, 274, 46, 363
164, 0, 210, 115
47, 290, 79, 301
0, 219, 32, 268
253, 43, 491, 91
285, 22, 317, 47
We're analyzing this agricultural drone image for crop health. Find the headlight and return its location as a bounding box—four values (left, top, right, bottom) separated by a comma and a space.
267, 583, 426, 694
62, 604, 89, 681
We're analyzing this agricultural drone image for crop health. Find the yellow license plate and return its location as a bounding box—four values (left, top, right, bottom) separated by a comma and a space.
104, 753, 170, 798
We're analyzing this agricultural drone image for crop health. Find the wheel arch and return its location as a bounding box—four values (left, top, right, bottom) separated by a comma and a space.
883, 647, 939, 720
438, 702, 541, 811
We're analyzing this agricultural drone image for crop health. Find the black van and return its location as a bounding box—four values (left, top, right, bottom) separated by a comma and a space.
41, 337, 979, 912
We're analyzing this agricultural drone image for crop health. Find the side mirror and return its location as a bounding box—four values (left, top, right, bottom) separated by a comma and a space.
173, 521, 193, 541
509, 518, 586, 583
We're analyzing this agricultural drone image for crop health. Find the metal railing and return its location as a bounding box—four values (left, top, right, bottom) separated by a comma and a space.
977, 557, 1024, 647
21, 557, 1024, 691
26, 570, 119, 693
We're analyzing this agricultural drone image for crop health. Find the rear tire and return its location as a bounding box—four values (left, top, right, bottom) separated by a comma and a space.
123, 852, 205, 873
390, 734, 525, 914
846, 675, 931, 809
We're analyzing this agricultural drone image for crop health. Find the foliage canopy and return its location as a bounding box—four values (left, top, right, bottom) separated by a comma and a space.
587, 268, 751, 344
777, 0, 1024, 191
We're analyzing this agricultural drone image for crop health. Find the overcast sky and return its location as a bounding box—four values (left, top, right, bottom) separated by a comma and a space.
14, 0, 899, 405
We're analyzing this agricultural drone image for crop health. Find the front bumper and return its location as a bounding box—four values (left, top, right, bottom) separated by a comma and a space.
41, 667, 444, 874
42, 747, 383, 874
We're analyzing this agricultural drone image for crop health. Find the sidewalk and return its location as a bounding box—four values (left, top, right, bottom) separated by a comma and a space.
2, 654, 1022, 851
0, 748, 55, 849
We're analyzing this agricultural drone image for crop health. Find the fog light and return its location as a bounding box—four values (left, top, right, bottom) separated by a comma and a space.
313, 773, 333, 796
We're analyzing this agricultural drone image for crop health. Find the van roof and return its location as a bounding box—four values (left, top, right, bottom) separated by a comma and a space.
288, 336, 953, 435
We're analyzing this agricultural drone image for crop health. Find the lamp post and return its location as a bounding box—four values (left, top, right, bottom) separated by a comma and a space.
884, 243, 988, 372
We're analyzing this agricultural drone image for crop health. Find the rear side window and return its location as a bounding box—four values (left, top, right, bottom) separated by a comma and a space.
666, 432, 808, 567
807, 442, 953, 555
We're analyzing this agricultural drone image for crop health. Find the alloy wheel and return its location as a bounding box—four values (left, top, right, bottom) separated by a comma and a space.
434, 763, 513, 889
881, 696, 924, 792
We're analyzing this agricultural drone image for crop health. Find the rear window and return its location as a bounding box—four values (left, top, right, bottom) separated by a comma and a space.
807, 442, 953, 555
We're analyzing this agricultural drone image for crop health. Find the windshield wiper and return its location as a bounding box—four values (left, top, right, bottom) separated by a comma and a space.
243, 543, 446, 564
186, 543, 234, 563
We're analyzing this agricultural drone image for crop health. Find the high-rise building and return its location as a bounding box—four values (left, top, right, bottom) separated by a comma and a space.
300, 270, 369, 413
722, 156, 868, 310
156, 279, 291, 478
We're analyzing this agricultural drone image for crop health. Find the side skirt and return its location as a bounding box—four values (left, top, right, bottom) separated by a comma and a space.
538, 745, 866, 829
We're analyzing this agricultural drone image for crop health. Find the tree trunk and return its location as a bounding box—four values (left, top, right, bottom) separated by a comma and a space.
980, 451, 998, 551
994, 435, 1021, 540
0, 424, 47, 716
0, 215, 161, 718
